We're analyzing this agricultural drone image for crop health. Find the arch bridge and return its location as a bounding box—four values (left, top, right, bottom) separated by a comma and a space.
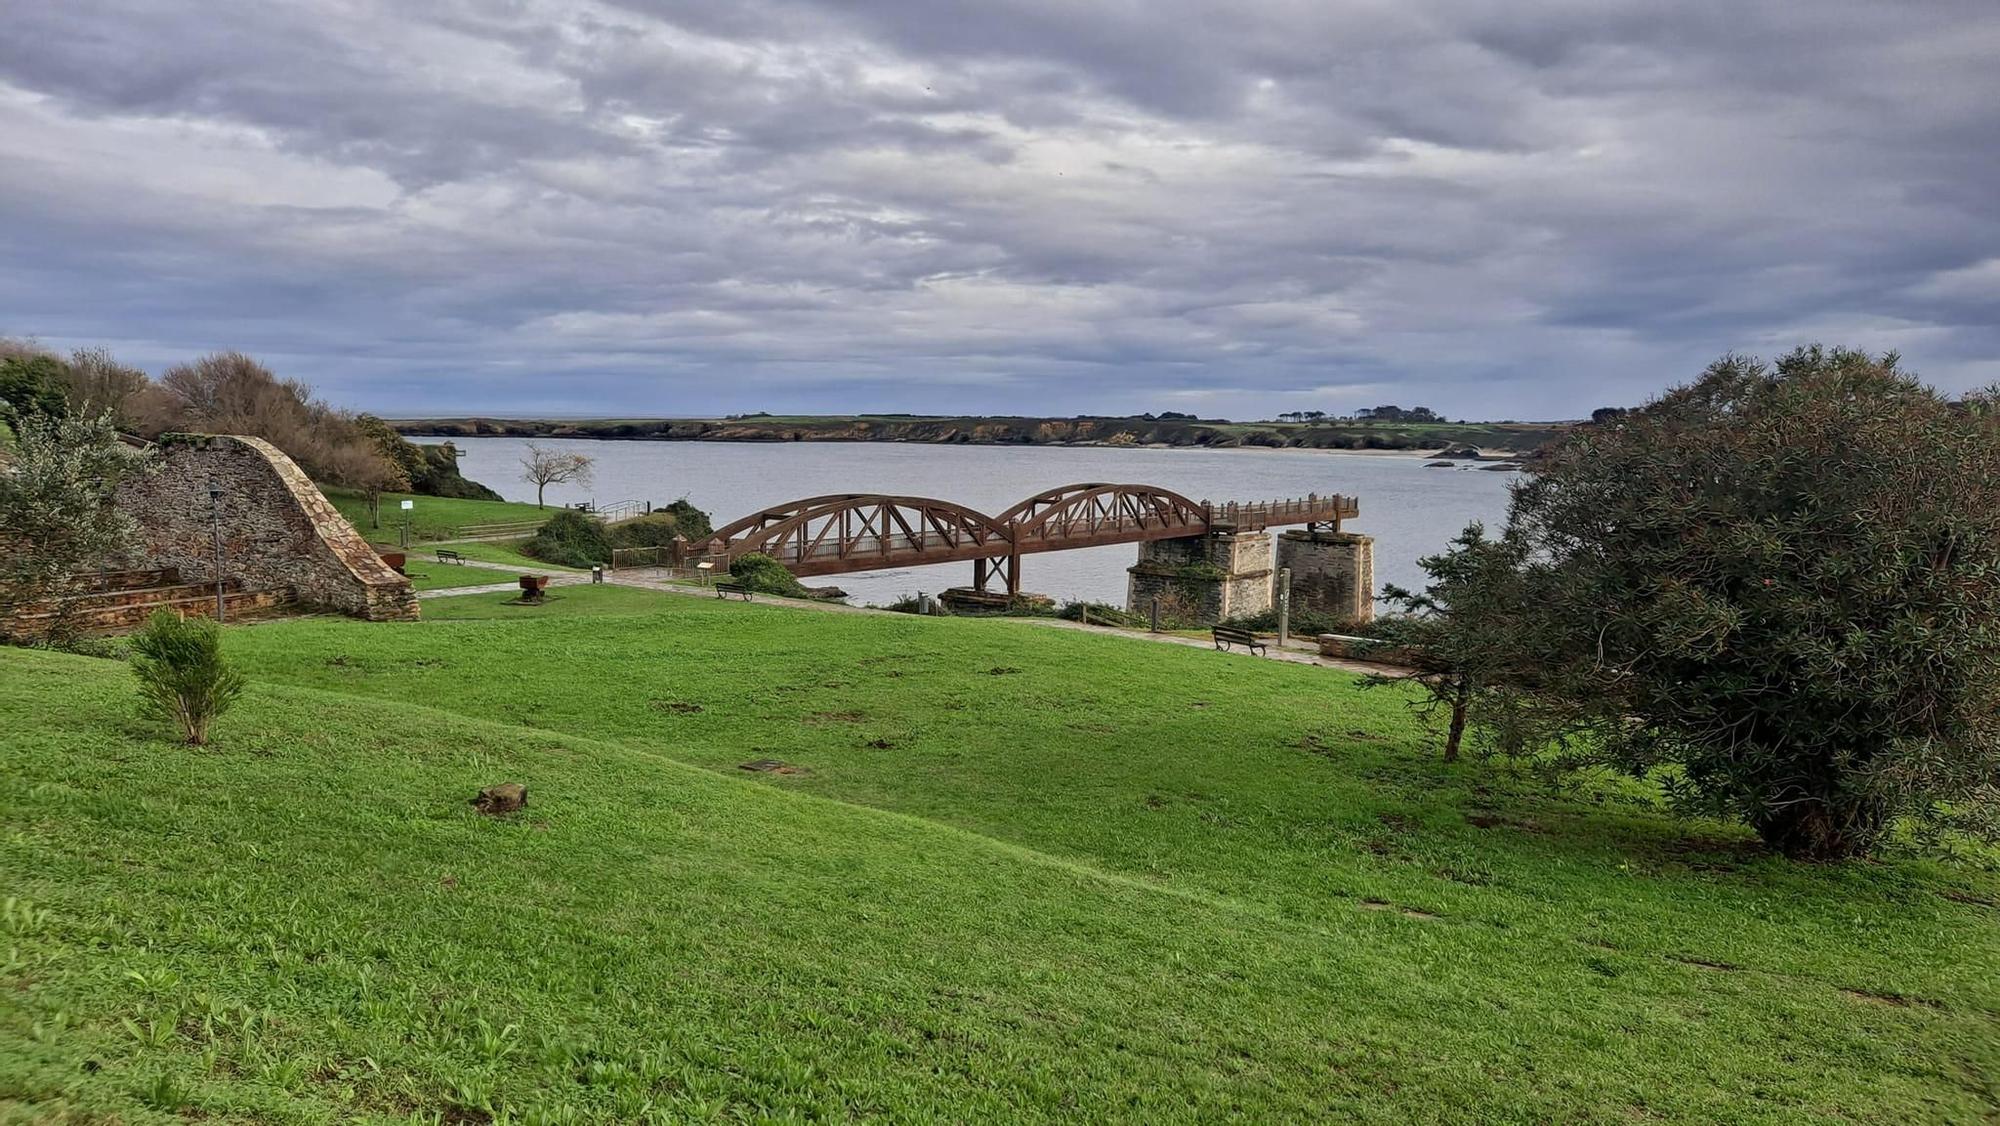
692, 483, 1358, 595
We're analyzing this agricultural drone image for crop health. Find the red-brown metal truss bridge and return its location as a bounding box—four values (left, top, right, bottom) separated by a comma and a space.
692, 482, 1358, 595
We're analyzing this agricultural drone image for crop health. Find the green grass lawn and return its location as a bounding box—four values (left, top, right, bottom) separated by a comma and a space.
4, 587, 1996, 1122
400, 564, 513, 592
324, 488, 551, 543
427, 539, 584, 573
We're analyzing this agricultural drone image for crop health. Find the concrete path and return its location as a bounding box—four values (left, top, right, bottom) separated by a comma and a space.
600, 568, 1400, 676
413, 558, 592, 600
415, 559, 1400, 676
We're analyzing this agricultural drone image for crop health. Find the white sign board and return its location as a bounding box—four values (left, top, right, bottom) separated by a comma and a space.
400, 500, 414, 510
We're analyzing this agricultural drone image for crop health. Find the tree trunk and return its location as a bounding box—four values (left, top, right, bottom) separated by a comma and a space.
1442, 678, 1470, 763
536, 482, 545, 508
1750, 796, 1891, 861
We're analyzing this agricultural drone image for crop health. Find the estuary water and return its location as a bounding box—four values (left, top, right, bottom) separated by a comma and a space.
426, 437, 1518, 608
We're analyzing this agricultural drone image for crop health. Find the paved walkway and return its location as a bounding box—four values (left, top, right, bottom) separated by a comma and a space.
417, 559, 1401, 676
603, 567, 1400, 676
413, 558, 592, 600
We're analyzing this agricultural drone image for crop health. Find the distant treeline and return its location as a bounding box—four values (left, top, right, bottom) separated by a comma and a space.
391, 414, 1572, 454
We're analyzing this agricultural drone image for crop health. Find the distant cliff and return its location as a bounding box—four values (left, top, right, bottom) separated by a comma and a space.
390, 414, 1570, 455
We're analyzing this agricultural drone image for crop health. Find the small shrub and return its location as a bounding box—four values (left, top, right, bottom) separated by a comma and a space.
130, 610, 245, 746
1056, 601, 1147, 628
1220, 607, 1371, 639
523, 510, 612, 568
728, 553, 812, 597
603, 513, 679, 550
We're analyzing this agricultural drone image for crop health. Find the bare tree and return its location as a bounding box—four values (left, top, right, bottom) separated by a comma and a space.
520, 442, 594, 508
61, 347, 150, 425
150, 352, 404, 491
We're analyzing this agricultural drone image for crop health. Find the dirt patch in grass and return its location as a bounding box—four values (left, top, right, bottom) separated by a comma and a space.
1672, 956, 1738, 972
739, 759, 812, 776
987, 666, 1023, 676
1841, 988, 1942, 1009
1359, 898, 1442, 921
806, 710, 866, 725
865, 738, 894, 749
1467, 812, 1544, 833
649, 700, 703, 714
1345, 729, 1384, 742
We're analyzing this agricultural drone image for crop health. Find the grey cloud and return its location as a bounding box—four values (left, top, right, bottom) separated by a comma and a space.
1, 0, 1997, 420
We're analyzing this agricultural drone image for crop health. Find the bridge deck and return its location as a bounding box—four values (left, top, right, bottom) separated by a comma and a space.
694, 484, 1357, 584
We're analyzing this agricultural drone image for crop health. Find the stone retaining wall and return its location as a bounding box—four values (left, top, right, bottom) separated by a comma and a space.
117, 434, 417, 621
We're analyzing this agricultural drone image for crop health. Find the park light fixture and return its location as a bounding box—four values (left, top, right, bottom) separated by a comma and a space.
208, 484, 225, 622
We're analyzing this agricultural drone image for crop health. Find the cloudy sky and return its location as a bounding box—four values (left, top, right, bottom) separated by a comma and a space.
3, 1, 1997, 420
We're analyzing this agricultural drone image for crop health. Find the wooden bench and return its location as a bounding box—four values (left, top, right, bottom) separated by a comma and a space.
1212, 625, 1267, 655
714, 581, 752, 601
436, 548, 466, 564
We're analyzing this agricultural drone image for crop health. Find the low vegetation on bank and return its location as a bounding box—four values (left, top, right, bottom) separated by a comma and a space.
389, 413, 1569, 454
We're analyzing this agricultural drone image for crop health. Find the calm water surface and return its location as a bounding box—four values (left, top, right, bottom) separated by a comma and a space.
428, 438, 1518, 607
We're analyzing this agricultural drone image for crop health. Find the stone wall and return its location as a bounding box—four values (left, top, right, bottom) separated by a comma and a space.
1126, 531, 1273, 625
117, 434, 418, 621
1277, 529, 1375, 624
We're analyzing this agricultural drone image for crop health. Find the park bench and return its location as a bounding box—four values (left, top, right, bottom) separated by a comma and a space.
714, 581, 752, 601
436, 548, 466, 564
1212, 625, 1267, 655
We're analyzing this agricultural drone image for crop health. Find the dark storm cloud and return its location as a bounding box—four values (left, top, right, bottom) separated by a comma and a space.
2, 0, 1997, 418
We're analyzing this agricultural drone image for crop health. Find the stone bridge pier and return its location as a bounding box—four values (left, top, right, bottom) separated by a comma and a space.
1276, 528, 1375, 624
1125, 527, 1374, 627
1125, 531, 1273, 624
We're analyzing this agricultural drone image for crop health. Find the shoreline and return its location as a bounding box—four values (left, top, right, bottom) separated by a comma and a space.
404, 432, 1528, 459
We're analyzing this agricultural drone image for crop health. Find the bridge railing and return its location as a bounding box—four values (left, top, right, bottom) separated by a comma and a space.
1207, 493, 1358, 530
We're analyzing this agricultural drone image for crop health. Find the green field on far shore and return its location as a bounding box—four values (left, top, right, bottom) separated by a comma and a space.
3, 585, 1994, 1122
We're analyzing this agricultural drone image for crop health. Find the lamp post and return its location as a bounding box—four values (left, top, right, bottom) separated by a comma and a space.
209, 485, 225, 622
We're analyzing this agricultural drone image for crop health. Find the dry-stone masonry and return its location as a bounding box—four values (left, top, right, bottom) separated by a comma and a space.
1126, 530, 1273, 625
117, 434, 417, 621
1277, 528, 1375, 624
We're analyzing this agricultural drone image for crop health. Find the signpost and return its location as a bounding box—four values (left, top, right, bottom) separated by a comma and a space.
1276, 567, 1292, 651
399, 499, 414, 549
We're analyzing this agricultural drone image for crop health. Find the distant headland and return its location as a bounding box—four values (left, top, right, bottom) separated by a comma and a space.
389, 413, 1573, 456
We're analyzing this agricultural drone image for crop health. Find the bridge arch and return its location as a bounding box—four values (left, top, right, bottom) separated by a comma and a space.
701, 493, 1015, 578
1003, 482, 1209, 548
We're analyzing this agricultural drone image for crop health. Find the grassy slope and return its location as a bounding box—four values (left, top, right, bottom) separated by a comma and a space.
322, 489, 550, 544
4, 588, 1997, 1121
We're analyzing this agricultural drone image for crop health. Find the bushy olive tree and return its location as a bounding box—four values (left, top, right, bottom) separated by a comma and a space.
1480, 347, 2000, 859
0, 412, 155, 639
